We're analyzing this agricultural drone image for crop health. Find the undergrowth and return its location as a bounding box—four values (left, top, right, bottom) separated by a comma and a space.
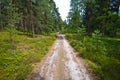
66, 30, 120, 80
0, 31, 55, 80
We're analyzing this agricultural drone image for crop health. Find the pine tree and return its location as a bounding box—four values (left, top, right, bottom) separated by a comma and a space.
67, 0, 82, 33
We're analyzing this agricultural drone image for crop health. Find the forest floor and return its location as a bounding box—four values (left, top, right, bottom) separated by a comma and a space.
26, 35, 94, 80
0, 32, 55, 80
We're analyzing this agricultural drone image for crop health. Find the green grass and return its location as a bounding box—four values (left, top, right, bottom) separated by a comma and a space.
66, 34, 120, 80
0, 31, 55, 80
102, 37, 120, 60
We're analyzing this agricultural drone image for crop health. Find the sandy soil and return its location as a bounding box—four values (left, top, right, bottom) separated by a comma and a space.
25, 35, 94, 80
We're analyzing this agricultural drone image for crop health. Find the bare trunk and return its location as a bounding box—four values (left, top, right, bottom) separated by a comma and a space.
0, 5, 4, 30
10, 32, 14, 54
119, 5, 120, 15
30, 0, 35, 38
24, 8, 28, 32
0, 18, 4, 30
86, 21, 91, 36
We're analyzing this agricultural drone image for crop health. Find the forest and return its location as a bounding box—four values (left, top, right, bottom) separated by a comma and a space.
0, 0, 120, 80
65, 0, 120, 80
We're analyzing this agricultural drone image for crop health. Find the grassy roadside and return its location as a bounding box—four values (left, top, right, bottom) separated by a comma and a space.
0, 31, 55, 80
66, 34, 120, 80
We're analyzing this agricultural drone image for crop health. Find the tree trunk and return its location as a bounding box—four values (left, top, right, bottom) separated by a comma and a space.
0, 18, 4, 30
0, 5, 4, 31
10, 32, 14, 54
30, 0, 35, 38
24, 8, 28, 32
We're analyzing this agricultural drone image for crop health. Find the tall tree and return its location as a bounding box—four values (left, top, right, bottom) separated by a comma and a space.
0, 0, 62, 34
67, 0, 82, 33
5, 0, 21, 54
81, 0, 120, 36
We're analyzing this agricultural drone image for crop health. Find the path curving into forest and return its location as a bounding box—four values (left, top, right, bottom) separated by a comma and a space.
26, 35, 94, 80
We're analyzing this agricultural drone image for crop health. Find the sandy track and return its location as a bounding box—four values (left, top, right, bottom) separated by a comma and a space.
26, 35, 93, 80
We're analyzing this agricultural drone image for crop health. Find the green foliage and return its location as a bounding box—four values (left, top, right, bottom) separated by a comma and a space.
79, 30, 107, 57
5, 3, 21, 31
92, 30, 102, 39
0, 32, 55, 80
5, 25, 18, 35
105, 12, 120, 37
0, 0, 63, 35
66, 33, 120, 80
66, 0, 120, 80
102, 37, 120, 60
67, 0, 82, 33
77, 25, 86, 40
34, 0, 62, 34
92, 30, 107, 54
72, 0, 120, 36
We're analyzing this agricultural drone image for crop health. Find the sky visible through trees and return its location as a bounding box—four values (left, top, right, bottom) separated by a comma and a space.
0, 0, 120, 80
54, 0, 70, 21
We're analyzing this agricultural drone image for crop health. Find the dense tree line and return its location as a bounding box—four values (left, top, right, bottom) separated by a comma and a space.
0, 0, 62, 36
66, 1, 120, 80
0, 0, 62, 54
66, 0, 120, 37
0, 0, 63, 79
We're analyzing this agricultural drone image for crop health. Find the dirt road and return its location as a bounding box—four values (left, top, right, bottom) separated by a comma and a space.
27, 35, 93, 80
